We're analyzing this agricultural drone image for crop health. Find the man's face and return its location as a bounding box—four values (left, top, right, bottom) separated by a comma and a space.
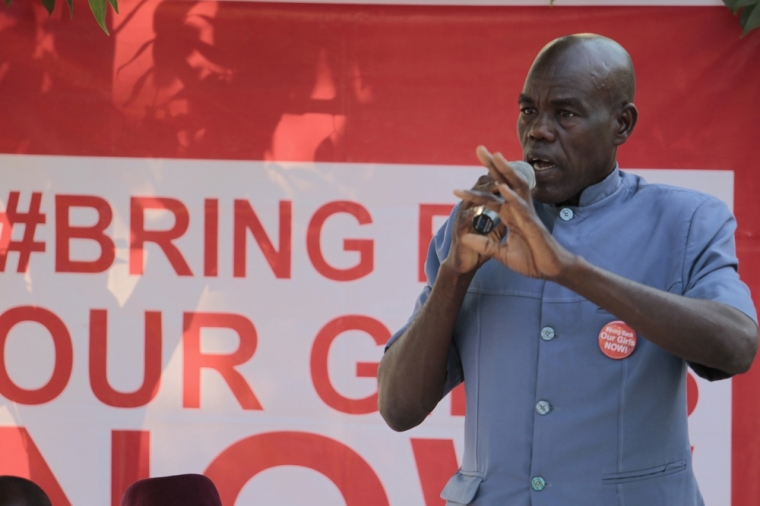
517, 52, 620, 206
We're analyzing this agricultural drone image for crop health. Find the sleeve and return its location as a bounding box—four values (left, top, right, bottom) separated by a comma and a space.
384, 204, 464, 396
681, 197, 758, 381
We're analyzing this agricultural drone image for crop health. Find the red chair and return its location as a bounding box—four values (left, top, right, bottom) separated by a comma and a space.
120, 474, 222, 506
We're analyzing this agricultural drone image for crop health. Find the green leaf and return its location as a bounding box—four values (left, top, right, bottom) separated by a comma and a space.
88, 0, 108, 34
741, 3, 760, 35
106, 0, 118, 15
66, 0, 73, 18
41, 0, 55, 14
740, 3, 755, 24
724, 0, 757, 15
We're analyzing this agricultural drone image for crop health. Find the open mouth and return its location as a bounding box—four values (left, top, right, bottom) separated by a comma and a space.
529, 158, 557, 171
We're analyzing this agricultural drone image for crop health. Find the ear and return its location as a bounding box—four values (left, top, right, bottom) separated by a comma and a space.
613, 103, 638, 146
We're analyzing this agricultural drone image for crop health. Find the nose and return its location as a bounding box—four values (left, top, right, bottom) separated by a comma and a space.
527, 113, 556, 143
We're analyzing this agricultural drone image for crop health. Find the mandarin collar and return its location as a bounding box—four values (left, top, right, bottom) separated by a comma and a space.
575, 165, 622, 208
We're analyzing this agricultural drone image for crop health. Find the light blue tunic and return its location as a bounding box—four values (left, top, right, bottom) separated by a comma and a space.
387, 168, 757, 505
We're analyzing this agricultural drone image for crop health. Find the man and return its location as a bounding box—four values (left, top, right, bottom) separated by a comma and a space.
377, 34, 758, 505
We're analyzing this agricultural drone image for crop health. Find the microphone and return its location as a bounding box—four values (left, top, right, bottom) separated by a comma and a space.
472, 160, 535, 235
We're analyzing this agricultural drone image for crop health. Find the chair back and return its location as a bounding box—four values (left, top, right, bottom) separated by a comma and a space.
0, 476, 52, 506
120, 474, 222, 506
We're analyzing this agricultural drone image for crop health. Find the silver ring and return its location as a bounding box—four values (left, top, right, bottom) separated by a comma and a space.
472, 206, 501, 235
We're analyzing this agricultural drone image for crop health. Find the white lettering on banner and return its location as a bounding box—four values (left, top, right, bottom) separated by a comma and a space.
0, 155, 733, 505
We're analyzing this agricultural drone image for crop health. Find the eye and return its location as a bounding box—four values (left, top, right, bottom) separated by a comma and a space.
558, 110, 576, 118
520, 107, 537, 116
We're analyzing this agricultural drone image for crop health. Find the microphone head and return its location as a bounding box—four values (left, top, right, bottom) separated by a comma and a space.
510, 160, 536, 190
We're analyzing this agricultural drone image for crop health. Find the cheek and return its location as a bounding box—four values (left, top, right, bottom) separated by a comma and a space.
516, 120, 528, 141
559, 129, 597, 159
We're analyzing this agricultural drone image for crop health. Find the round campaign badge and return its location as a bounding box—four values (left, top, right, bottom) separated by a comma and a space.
598, 321, 637, 359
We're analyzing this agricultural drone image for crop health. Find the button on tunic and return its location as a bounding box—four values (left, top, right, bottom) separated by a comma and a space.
388, 169, 757, 506
535, 401, 551, 415
540, 327, 555, 341
531, 477, 546, 491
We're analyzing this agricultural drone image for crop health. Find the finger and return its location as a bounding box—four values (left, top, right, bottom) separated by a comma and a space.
492, 153, 530, 199
495, 183, 543, 233
454, 203, 481, 231
476, 146, 509, 185
473, 181, 500, 197
461, 233, 503, 259
474, 173, 496, 188
454, 201, 476, 221
476, 146, 521, 194
496, 183, 538, 219
475, 145, 494, 170
475, 146, 507, 188
495, 182, 522, 204
454, 188, 505, 211
471, 172, 501, 200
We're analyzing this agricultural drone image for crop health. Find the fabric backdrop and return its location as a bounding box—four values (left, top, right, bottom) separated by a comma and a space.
1, 1, 759, 505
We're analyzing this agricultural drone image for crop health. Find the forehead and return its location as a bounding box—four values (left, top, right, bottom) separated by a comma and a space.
521, 46, 612, 106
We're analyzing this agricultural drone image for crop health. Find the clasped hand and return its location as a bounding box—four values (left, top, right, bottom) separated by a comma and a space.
445, 146, 576, 281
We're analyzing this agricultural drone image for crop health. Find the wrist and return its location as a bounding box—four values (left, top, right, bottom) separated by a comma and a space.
550, 253, 587, 286
438, 260, 477, 288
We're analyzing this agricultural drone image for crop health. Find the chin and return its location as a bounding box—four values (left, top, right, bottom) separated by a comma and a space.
532, 188, 565, 206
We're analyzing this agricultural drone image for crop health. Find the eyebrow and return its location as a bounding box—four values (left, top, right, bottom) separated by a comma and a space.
550, 97, 585, 110
517, 94, 586, 111
517, 94, 533, 105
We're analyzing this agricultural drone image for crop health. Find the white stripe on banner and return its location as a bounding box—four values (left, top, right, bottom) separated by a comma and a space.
0, 155, 732, 505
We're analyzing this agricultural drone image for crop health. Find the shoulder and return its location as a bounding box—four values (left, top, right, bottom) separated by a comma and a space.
618, 170, 729, 217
